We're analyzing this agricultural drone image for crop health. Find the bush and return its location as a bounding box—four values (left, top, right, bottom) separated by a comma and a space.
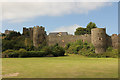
18, 49, 47, 57
52, 46, 65, 57
41, 46, 52, 55
2, 49, 15, 58
18, 49, 27, 57
106, 47, 113, 51
66, 40, 95, 55
3, 44, 65, 58
65, 43, 71, 50
27, 51, 47, 57
37, 41, 47, 51
87, 48, 118, 58
8, 51, 19, 58
66, 45, 77, 54
66, 40, 118, 58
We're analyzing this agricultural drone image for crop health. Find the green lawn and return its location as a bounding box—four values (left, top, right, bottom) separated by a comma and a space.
2, 54, 118, 78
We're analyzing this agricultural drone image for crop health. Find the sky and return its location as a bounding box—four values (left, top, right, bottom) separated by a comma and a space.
0, 2, 118, 36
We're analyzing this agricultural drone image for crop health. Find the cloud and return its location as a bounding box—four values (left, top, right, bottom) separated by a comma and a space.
51, 24, 83, 34
1, 2, 112, 23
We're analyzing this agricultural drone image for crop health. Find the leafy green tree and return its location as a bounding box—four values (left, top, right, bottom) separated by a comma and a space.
2, 40, 15, 51
86, 22, 97, 34
5, 32, 21, 40
74, 27, 86, 35
74, 22, 97, 35
2, 36, 26, 51
2, 34, 6, 36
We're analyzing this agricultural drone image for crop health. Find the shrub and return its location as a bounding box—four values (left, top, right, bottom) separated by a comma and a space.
8, 51, 19, 58
17, 49, 47, 58
103, 49, 118, 58
75, 45, 83, 51
50, 44, 65, 57
37, 41, 47, 51
52, 46, 65, 57
27, 51, 47, 57
106, 47, 113, 51
18, 49, 27, 57
2, 49, 15, 58
3, 44, 65, 58
3, 49, 14, 54
75, 40, 83, 45
65, 40, 95, 55
41, 46, 52, 55
65, 45, 76, 54
88, 48, 118, 58
54, 43, 59, 47
65, 43, 71, 50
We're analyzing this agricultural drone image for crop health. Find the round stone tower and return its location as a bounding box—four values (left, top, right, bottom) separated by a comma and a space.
91, 28, 107, 54
33, 26, 47, 47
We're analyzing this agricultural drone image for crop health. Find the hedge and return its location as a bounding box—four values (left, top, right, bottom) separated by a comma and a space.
3, 45, 65, 58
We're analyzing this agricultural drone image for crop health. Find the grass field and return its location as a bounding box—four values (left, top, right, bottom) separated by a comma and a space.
2, 54, 118, 78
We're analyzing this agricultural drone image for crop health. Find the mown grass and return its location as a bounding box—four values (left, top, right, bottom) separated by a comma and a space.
2, 54, 118, 78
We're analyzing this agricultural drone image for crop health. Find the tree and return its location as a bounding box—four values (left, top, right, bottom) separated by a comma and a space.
74, 27, 86, 35
74, 22, 97, 35
86, 22, 97, 34
2, 36, 26, 51
5, 32, 21, 40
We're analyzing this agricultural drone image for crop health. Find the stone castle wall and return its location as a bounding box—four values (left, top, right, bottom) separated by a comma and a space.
48, 34, 91, 47
22, 26, 119, 53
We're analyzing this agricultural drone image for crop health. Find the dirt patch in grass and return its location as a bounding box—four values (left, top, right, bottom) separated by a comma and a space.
1, 73, 19, 77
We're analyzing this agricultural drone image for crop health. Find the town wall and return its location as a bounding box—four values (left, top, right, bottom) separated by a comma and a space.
48, 34, 91, 47
21, 26, 119, 53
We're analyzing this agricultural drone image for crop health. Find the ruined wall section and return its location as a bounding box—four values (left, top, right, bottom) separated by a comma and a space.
48, 34, 91, 47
